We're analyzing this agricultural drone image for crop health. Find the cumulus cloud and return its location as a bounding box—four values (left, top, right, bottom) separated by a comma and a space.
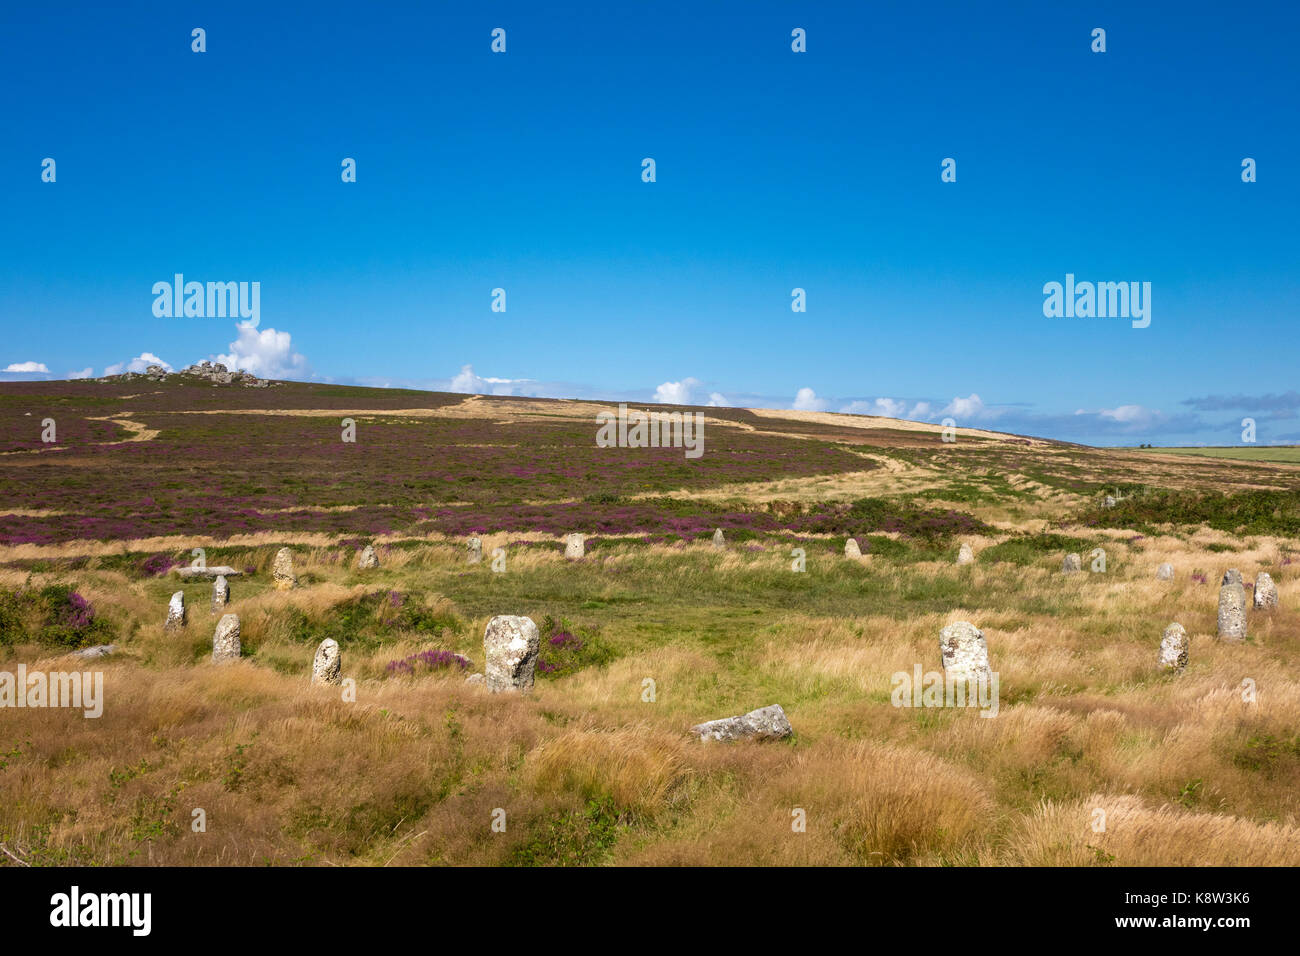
215, 324, 307, 380
103, 352, 171, 376
942, 393, 988, 420
841, 397, 908, 418
706, 392, 729, 407
448, 363, 528, 395
793, 387, 828, 412
3, 361, 49, 374
653, 377, 702, 404
67, 367, 94, 380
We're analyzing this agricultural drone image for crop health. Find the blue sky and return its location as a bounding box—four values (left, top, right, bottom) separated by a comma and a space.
2, 1, 1297, 445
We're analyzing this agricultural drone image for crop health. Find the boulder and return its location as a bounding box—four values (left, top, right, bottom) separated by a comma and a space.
1156, 563, 1174, 580
690, 704, 793, 742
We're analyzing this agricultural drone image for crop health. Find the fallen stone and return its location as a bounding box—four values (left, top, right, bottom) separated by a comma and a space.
1254, 572, 1278, 609
564, 533, 585, 560
483, 615, 541, 693
690, 704, 793, 742
1218, 583, 1247, 642
844, 538, 861, 558
164, 591, 185, 631
74, 644, 116, 659
272, 547, 297, 590
465, 673, 485, 686
1156, 563, 1174, 580
357, 544, 379, 570
939, 621, 991, 682
311, 638, 341, 685
1158, 622, 1188, 672
212, 614, 241, 663
1062, 553, 1082, 574
176, 565, 242, 581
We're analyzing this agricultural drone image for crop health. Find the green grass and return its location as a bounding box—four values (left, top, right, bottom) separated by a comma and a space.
1136, 446, 1300, 464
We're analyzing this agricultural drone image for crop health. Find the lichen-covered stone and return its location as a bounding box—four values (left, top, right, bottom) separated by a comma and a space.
467, 537, 483, 564
690, 704, 793, 742
164, 591, 185, 631
212, 614, 241, 663
1218, 583, 1247, 642
483, 615, 541, 693
272, 548, 297, 590
357, 544, 379, 570
957, 543, 975, 565
564, 534, 585, 560
939, 621, 991, 682
311, 638, 341, 685
1254, 572, 1278, 609
1062, 553, 1082, 574
1156, 563, 1174, 581
1158, 623, 1189, 671
844, 538, 861, 558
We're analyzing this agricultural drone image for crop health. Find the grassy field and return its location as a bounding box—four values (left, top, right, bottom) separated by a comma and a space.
1135, 446, 1300, 464
2, 381, 1299, 866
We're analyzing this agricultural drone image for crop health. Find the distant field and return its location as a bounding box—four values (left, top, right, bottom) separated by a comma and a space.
1137, 446, 1300, 464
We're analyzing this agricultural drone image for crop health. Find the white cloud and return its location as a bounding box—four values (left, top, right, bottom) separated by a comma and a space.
448, 363, 527, 395
841, 397, 908, 418
67, 367, 94, 380
908, 401, 933, 419
793, 387, 828, 412
942, 393, 987, 420
653, 377, 701, 404
706, 392, 729, 407
103, 352, 172, 376
4, 361, 50, 374
215, 324, 307, 380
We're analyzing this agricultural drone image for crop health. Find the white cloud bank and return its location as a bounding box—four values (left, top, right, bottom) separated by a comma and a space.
3, 361, 49, 374
103, 352, 171, 376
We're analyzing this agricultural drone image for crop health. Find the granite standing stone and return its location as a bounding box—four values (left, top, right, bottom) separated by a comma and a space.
1254, 572, 1278, 609
939, 621, 992, 682
564, 534, 585, 560
1218, 583, 1248, 642
311, 638, 341, 685
483, 615, 541, 693
212, 614, 241, 663
1158, 623, 1189, 672
164, 591, 185, 631
272, 548, 297, 590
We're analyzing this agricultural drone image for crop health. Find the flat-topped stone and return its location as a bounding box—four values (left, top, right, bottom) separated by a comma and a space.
176, 566, 243, 580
